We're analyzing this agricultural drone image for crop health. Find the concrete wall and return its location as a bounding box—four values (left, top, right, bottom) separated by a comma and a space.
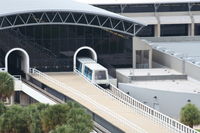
133, 37, 152, 50
153, 50, 184, 71
19, 92, 30, 106
153, 49, 200, 81
116, 71, 130, 83
118, 83, 200, 120
133, 37, 153, 68
109, 78, 118, 87
185, 62, 200, 80
142, 36, 200, 42
116, 70, 187, 83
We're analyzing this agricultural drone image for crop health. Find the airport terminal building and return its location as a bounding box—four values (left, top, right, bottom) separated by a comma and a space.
0, 0, 146, 76
1, 0, 200, 132
1, 0, 200, 75
89, 0, 200, 37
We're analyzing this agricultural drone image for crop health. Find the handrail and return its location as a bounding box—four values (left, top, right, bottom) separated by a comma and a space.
12, 75, 21, 80
22, 79, 64, 104
74, 69, 198, 133
0, 68, 6, 72
0, 69, 21, 81
29, 68, 147, 133
110, 85, 199, 133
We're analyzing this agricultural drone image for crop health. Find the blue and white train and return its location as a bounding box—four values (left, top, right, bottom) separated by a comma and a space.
76, 57, 110, 88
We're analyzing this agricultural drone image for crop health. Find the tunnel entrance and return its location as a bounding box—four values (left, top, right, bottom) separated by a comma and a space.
8, 51, 23, 75
73, 46, 97, 71
5, 48, 30, 76
76, 49, 93, 59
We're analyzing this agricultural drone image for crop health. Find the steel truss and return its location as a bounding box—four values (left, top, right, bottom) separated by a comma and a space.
0, 11, 144, 36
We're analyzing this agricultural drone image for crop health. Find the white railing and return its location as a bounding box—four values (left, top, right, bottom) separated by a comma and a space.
12, 75, 21, 80
74, 69, 198, 133
30, 68, 147, 133
7, 73, 22, 91
0, 70, 22, 90
0, 68, 21, 80
0, 68, 6, 72
14, 79, 22, 91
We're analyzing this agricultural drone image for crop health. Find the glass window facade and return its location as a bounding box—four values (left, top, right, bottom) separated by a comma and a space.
0, 25, 132, 74
137, 25, 154, 37
124, 4, 155, 13
96, 4, 155, 13
191, 3, 200, 11
195, 24, 200, 35
0, 49, 5, 67
96, 5, 121, 13
161, 24, 188, 36
157, 3, 188, 12
96, 3, 200, 13
136, 50, 149, 68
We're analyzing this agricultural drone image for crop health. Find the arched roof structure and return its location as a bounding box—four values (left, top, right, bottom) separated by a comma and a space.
0, 0, 146, 36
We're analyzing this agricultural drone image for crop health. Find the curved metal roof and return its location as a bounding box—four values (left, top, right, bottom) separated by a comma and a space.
0, 0, 146, 36
0, 0, 145, 26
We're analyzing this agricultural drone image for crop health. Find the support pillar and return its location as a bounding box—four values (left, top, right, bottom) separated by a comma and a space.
132, 38, 136, 69
188, 24, 195, 36
10, 93, 14, 105
149, 50, 152, 68
188, 3, 195, 36
133, 49, 136, 69
154, 24, 161, 37
191, 23, 195, 36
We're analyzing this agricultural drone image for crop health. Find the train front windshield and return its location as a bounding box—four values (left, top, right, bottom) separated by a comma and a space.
95, 71, 107, 80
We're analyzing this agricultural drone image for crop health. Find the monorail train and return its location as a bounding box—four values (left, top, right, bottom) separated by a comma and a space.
76, 57, 96, 72
77, 57, 110, 88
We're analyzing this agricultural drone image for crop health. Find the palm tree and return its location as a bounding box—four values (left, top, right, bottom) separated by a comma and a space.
180, 103, 200, 128
40, 104, 70, 133
0, 102, 93, 133
25, 103, 49, 133
0, 72, 14, 102
49, 125, 74, 133
0, 105, 29, 133
67, 102, 93, 133
0, 102, 6, 116
40, 102, 93, 133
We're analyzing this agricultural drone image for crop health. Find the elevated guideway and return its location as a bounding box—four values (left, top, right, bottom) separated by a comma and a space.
29, 68, 197, 133
14, 79, 58, 105
14, 78, 107, 133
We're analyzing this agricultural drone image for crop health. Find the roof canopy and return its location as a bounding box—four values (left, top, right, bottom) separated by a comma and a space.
0, 0, 146, 36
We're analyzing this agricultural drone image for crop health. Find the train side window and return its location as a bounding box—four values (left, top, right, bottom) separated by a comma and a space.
84, 66, 92, 80
88, 68, 92, 80
76, 60, 79, 68
77, 60, 82, 72
84, 66, 88, 77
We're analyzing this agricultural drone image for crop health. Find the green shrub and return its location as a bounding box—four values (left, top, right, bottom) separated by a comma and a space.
180, 103, 200, 128
0, 105, 29, 133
